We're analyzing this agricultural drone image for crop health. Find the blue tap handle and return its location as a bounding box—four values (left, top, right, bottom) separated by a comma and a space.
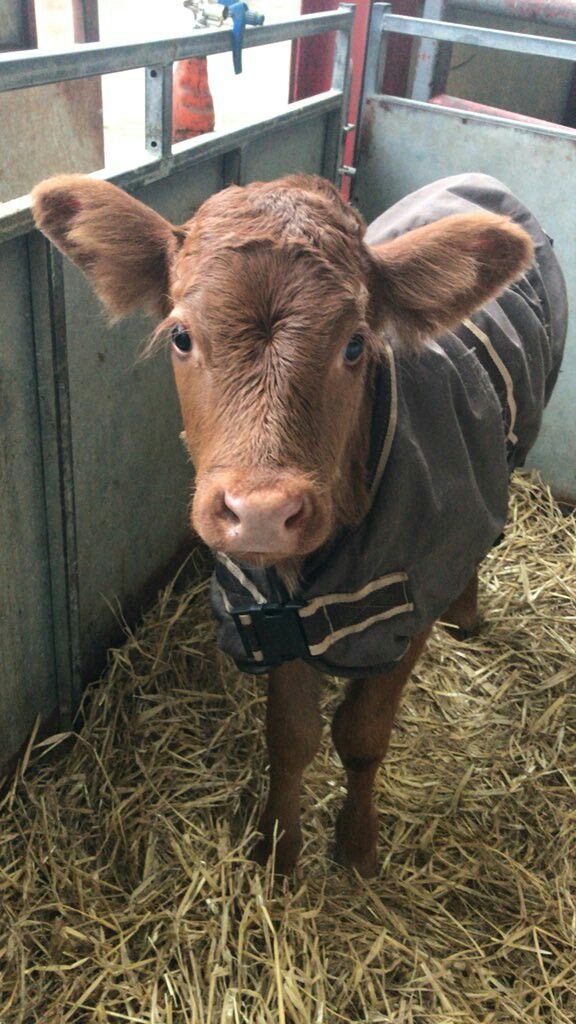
228, 2, 247, 74
219, 1, 264, 74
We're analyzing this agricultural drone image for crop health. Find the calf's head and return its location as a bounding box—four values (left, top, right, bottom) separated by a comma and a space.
32, 174, 533, 569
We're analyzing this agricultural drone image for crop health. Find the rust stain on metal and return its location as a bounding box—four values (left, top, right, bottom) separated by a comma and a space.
358, 100, 376, 162
503, 0, 576, 24
457, 0, 576, 26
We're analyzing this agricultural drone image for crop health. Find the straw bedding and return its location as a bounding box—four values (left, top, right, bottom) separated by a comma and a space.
1, 471, 575, 1024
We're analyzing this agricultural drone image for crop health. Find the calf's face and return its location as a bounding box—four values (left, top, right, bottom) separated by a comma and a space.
32, 175, 533, 569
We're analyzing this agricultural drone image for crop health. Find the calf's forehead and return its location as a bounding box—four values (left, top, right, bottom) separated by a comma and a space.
171, 241, 367, 353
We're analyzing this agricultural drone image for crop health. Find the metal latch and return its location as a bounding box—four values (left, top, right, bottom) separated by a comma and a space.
232, 601, 309, 666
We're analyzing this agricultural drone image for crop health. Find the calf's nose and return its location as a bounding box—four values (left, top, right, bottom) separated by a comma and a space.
222, 489, 304, 551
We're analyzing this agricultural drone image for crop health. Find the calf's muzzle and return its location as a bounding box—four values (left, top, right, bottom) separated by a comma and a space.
193, 472, 327, 559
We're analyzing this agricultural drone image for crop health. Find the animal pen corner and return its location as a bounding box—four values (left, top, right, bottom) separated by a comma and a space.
1, 0, 576, 775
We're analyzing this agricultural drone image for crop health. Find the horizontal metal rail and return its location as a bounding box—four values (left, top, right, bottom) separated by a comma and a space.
453, 0, 576, 30
369, 91, 576, 138
0, 10, 352, 93
382, 11, 576, 60
0, 90, 342, 242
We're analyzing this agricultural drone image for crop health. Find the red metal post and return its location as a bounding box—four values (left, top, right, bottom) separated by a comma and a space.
381, 0, 420, 96
290, 1, 422, 194
290, 0, 338, 103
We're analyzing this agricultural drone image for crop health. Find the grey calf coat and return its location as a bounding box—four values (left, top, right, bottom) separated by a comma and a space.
210, 174, 567, 677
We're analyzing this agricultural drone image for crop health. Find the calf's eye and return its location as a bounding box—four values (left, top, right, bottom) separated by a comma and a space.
343, 334, 365, 365
171, 324, 193, 355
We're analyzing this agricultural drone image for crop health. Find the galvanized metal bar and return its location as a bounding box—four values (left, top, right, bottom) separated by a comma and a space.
145, 64, 173, 158
412, 1, 452, 102
1, 90, 341, 243
452, 0, 576, 30
331, 5, 353, 93
0, 10, 354, 94
322, 108, 343, 182
364, 91, 576, 136
26, 235, 82, 727
327, 2, 354, 183
382, 12, 576, 61
357, 3, 390, 126
221, 147, 246, 187
72, 0, 99, 43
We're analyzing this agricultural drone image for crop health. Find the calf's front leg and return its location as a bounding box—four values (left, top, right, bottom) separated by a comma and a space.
253, 659, 322, 874
442, 569, 481, 638
331, 630, 430, 877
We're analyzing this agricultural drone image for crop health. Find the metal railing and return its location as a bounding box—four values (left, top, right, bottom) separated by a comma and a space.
360, 2, 576, 140
0, 7, 355, 242
387, 10, 576, 60
454, 0, 576, 30
407, 0, 576, 104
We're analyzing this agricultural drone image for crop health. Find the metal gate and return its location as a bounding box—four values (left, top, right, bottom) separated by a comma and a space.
0, 7, 354, 774
353, 1, 576, 501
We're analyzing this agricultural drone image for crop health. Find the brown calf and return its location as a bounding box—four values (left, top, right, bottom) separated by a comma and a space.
32, 173, 535, 876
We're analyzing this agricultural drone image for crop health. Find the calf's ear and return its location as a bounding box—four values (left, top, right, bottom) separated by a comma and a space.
367, 212, 534, 347
32, 175, 182, 319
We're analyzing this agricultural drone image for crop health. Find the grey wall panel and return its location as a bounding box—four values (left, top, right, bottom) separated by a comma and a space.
0, 238, 57, 758
243, 115, 326, 182
354, 98, 576, 500
63, 161, 223, 676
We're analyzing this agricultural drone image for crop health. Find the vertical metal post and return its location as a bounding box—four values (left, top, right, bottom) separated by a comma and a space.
23, 0, 39, 48
222, 147, 247, 187
360, 2, 390, 104
411, 0, 452, 101
72, 0, 100, 43
355, 2, 389, 139
322, 2, 354, 183
145, 63, 174, 157
351, 2, 389, 199
27, 235, 82, 727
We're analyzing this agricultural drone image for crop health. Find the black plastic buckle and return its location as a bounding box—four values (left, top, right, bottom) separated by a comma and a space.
232, 601, 309, 667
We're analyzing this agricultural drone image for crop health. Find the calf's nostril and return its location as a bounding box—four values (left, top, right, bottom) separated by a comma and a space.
220, 494, 241, 525
284, 504, 304, 530
214, 487, 310, 545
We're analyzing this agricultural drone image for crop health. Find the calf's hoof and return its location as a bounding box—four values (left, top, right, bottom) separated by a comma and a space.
443, 616, 484, 640
252, 828, 301, 876
334, 807, 379, 878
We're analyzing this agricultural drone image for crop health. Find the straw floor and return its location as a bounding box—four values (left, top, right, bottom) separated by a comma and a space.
1, 472, 575, 1024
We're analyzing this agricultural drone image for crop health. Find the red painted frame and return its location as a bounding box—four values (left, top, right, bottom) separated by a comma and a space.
289, 1, 420, 193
